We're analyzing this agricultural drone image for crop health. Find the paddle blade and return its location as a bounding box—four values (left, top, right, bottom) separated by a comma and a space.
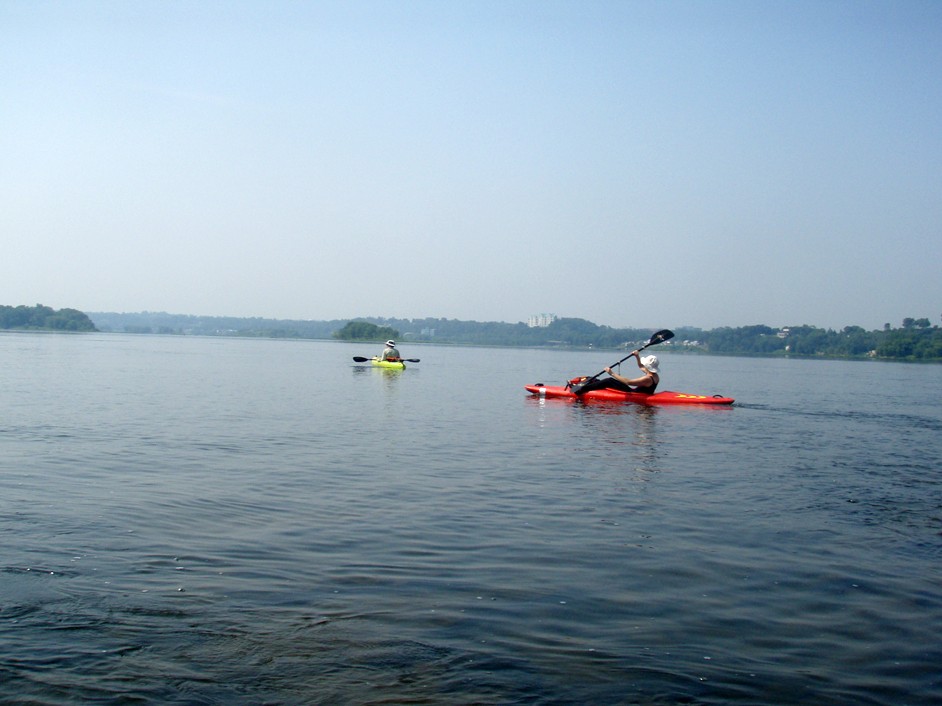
649, 329, 674, 345
352, 356, 370, 362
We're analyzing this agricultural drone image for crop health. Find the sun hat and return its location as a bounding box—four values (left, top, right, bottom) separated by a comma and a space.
385, 340, 396, 347
641, 354, 659, 374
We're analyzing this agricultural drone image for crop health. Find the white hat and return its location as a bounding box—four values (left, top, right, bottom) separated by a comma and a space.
641, 354, 659, 374
385, 340, 396, 347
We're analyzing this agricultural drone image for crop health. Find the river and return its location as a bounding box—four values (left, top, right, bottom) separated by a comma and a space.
2, 332, 940, 704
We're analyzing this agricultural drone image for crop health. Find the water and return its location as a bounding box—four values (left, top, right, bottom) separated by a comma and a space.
2, 333, 940, 705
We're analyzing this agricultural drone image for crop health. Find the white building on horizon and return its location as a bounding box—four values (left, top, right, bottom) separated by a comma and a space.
528, 313, 557, 328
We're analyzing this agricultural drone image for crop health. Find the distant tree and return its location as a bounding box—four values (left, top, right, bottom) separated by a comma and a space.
785, 326, 833, 355
877, 331, 916, 358
836, 326, 877, 356
914, 331, 942, 358
0, 304, 96, 331
704, 325, 783, 354
332, 320, 399, 341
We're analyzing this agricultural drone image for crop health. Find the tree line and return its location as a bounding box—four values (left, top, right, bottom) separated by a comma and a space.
703, 321, 942, 360
0, 304, 97, 332
85, 311, 942, 361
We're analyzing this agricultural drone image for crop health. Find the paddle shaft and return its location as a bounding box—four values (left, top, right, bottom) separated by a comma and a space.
353, 356, 421, 363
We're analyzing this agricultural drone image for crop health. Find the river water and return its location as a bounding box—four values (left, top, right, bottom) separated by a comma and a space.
2, 332, 940, 705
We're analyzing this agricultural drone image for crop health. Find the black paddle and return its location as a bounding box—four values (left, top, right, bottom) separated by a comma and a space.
571, 329, 674, 394
353, 356, 421, 363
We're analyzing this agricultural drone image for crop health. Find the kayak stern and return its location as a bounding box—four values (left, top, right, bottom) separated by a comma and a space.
372, 357, 406, 370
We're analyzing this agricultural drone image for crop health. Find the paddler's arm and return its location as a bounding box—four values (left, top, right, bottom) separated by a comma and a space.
605, 366, 652, 388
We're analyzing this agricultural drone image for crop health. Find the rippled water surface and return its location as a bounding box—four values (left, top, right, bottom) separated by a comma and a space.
2, 333, 941, 704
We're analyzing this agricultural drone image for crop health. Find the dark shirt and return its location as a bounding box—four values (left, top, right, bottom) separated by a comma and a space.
575, 374, 657, 395
628, 375, 658, 394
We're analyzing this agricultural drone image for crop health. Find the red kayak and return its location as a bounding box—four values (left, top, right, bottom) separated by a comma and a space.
525, 384, 734, 405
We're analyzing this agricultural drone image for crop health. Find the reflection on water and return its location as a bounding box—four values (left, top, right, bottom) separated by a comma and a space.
573, 402, 662, 475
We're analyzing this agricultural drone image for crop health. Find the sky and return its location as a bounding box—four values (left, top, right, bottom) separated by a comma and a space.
2, 0, 940, 331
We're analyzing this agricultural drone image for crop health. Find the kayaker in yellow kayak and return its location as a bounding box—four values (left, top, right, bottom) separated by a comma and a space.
380, 340, 401, 362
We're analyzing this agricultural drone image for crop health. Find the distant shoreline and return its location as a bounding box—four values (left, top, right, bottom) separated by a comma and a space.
3, 307, 937, 362
84, 311, 941, 362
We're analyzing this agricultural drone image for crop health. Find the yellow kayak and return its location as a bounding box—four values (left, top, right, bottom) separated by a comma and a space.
370, 357, 405, 370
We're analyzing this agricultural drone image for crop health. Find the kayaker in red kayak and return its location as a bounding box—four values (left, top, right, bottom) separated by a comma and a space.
574, 350, 660, 394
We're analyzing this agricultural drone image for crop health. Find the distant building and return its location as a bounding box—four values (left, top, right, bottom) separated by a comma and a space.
528, 313, 557, 328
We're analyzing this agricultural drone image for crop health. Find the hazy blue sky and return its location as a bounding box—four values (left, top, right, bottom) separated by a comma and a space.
3, 0, 940, 330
